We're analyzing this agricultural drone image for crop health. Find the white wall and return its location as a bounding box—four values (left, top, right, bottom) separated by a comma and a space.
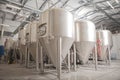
111, 34, 120, 59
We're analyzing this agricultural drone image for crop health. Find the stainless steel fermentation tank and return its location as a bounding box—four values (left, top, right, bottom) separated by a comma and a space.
18, 28, 27, 61
75, 20, 96, 64
25, 21, 37, 60
96, 30, 113, 60
38, 8, 74, 67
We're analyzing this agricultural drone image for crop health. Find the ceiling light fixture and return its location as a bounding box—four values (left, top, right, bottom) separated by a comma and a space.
106, 1, 114, 9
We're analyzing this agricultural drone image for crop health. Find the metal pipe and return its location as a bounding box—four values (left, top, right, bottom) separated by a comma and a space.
61, 0, 69, 8
20, 45, 23, 64
27, 45, 30, 68
39, 0, 48, 10
40, 45, 44, 73
35, 0, 39, 9
36, 40, 39, 71
50, 0, 61, 8
73, 44, 76, 71
36, 21, 40, 71
92, 48, 95, 64
68, 50, 70, 72
0, 12, 5, 40
95, 44, 98, 70
0, 26, 4, 40
108, 46, 111, 65
57, 37, 62, 80
25, 46, 27, 67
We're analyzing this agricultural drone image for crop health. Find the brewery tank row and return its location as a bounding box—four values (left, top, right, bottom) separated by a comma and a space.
18, 8, 113, 66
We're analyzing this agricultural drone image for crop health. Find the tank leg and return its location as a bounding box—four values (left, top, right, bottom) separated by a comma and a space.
95, 44, 98, 70
25, 46, 27, 67
36, 41, 39, 71
105, 48, 108, 65
19, 46, 22, 64
40, 45, 44, 73
20, 48, 23, 65
108, 46, 111, 65
57, 37, 62, 80
93, 49, 95, 64
73, 44, 76, 71
68, 50, 70, 72
27, 48, 30, 68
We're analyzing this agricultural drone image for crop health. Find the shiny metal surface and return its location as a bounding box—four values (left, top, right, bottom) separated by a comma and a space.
97, 30, 113, 47
28, 42, 37, 60
39, 8, 74, 38
96, 30, 113, 60
25, 21, 37, 60
5, 38, 14, 50
18, 28, 26, 45
26, 21, 37, 43
38, 8, 74, 67
75, 20, 96, 42
75, 20, 96, 64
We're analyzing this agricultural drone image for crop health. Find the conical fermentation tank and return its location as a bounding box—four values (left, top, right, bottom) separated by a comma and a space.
4, 37, 14, 50
18, 28, 26, 45
18, 27, 27, 58
75, 20, 96, 64
25, 21, 37, 60
37, 8, 75, 67
96, 30, 113, 60
26, 21, 37, 43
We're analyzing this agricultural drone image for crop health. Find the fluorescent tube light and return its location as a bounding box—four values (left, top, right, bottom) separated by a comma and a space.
106, 1, 114, 9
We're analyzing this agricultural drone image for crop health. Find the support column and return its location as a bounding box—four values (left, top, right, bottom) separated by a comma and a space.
27, 45, 30, 68
25, 46, 27, 67
20, 45, 23, 64
36, 40, 39, 71
94, 44, 98, 70
40, 44, 44, 73
0, 26, 4, 39
68, 50, 70, 72
73, 44, 76, 71
92, 48, 95, 64
108, 46, 111, 65
57, 37, 62, 80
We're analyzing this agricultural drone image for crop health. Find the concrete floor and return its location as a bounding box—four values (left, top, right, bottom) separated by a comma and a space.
0, 60, 120, 80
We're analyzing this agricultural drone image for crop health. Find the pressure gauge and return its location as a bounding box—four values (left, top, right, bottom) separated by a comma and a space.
38, 23, 47, 36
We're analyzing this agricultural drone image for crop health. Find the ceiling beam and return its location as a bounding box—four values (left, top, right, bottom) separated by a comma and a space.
95, 0, 111, 4
61, 0, 70, 8
50, 0, 61, 8
39, 0, 48, 10
80, 0, 120, 28
71, 3, 88, 12
12, 0, 28, 21
13, 13, 36, 34
71, 0, 112, 12
103, 6, 120, 11
13, 0, 50, 35
20, 0, 23, 4
95, 5, 120, 26
13, 0, 62, 35
79, 10, 98, 19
